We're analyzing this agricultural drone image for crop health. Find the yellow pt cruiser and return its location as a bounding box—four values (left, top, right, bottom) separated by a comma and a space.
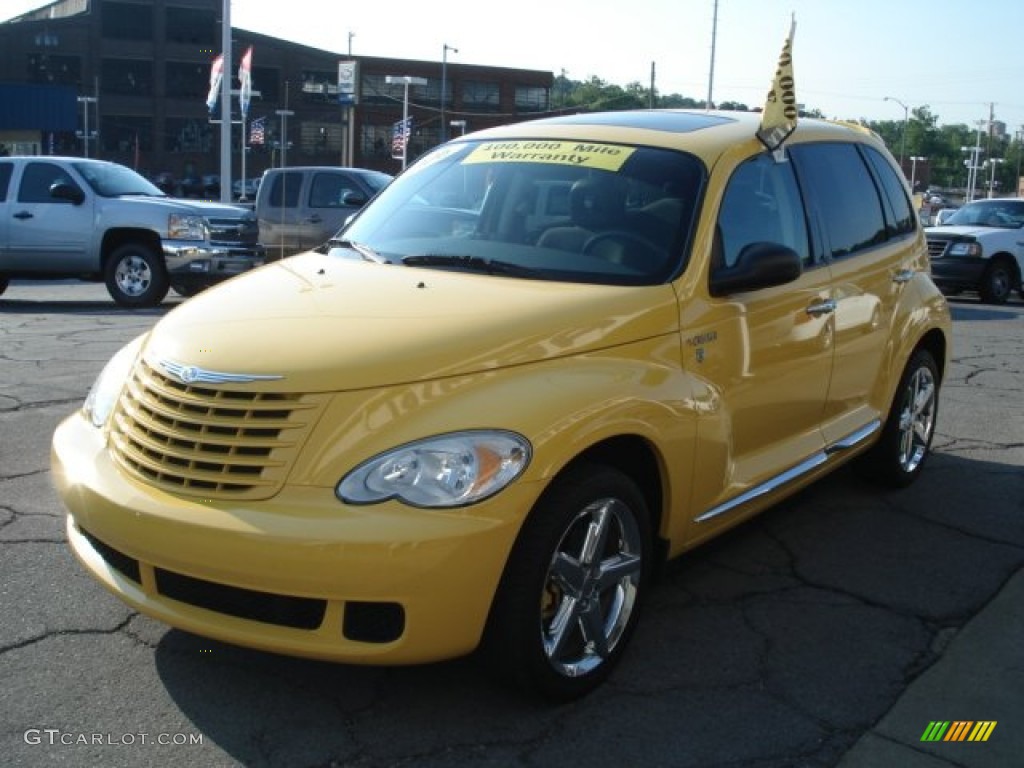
52, 110, 952, 700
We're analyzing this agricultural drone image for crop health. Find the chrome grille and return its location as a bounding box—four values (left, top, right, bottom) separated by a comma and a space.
109, 361, 325, 499
925, 239, 949, 259
208, 216, 259, 246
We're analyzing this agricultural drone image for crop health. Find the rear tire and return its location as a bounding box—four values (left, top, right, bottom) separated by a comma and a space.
483, 463, 652, 700
104, 243, 169, 308
857, 349, 939, 488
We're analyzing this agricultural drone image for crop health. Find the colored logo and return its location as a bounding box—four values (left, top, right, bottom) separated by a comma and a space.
921, 721, 997, 742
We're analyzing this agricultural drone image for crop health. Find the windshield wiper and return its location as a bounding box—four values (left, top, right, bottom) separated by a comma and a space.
327, 239, 390, 263
401, 254, 540, 277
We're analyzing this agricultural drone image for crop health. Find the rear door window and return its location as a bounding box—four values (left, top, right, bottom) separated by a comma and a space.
266, 171, 303, 209
789, 143, 887, 260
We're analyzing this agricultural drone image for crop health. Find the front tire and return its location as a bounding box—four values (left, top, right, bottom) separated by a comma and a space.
104, 243, 169, 308
858, 349, 939, 488
483, 463, 651, 700
979, 259, 1013, 304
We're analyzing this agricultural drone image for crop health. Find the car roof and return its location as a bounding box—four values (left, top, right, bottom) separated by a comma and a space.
461, 109, 884, 164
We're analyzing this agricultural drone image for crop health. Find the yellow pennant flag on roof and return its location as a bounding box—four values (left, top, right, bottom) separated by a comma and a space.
757, 16, 798, 152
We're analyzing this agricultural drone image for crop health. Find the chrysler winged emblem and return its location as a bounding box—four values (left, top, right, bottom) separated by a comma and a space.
159, 359, 283, 385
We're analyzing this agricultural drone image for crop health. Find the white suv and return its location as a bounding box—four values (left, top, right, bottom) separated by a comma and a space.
925, 198, 1024, 303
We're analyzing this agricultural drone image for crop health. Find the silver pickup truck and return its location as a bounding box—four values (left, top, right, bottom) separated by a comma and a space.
0, 156, 264, 307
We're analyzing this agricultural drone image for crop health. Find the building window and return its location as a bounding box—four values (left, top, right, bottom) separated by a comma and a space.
462, 81, 499, 113
101, 59, 153, 97
165, 61, 208, 101
515, 85, 549, 113
164, 117, 214, 153
302, 70, 339, 102
361, 123, 393, 160
100, 115, 152, 155
165, 6, 217, 46
101, 1, 154, 41
253, 66, 279, 102
360, 122, 434, 165
300, 122, 342, 155
27, 54, 81, 85
360, 74, 429, 107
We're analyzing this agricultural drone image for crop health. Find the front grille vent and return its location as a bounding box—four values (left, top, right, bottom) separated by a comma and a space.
926, 239, 949, 259
108, 361, 324, 499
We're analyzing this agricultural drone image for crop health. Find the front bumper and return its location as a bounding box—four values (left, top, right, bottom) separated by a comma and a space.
929, 256, 987, 292
163, 242, 266, 288
52, 411, 532, 664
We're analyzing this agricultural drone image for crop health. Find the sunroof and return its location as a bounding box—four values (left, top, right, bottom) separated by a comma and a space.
531, 111, 736, 133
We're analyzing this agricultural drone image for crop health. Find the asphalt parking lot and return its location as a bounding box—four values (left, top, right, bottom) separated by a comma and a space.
2, 280, 1022, 768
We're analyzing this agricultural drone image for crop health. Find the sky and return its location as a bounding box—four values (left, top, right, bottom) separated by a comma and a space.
4, 0, 1023, 131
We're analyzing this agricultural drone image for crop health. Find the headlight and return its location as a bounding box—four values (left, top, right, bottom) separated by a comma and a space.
337, 430, 532, 508
83, 336, 145, 428
168, 213, 206, 240
947, 241, 981, 257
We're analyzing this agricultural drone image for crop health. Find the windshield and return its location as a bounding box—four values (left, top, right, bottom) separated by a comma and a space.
72, 161, 166, 198
338, 139, 704, 285
945, 199, 1024, 229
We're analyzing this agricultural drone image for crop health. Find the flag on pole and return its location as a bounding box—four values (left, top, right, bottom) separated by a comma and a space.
391, 116, 412, 159
756, 15, 798, 153
238, 45, 254, 118
249, 116, 266, 145
206, 53, 224, 113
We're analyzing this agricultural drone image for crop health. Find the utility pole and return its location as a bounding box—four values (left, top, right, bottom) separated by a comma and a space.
706, 0, 718, 109
219, 0, 232, 202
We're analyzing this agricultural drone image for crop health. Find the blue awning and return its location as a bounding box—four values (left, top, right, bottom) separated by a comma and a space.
0, 83, 77, 131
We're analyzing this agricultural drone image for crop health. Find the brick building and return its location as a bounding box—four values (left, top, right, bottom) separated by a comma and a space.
0, 0, 553, 184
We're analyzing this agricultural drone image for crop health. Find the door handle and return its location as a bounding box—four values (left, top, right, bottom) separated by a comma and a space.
892, 269, 915, 284
13, 211, 33, 220
806, 299, 837, 317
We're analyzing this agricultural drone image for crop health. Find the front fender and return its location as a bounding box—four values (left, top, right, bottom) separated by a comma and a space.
289, 333, 698, 539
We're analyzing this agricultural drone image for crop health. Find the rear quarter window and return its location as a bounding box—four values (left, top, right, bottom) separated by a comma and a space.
863, 146, 916, 237
790, 142, 887, 259
0, 162, 11, 201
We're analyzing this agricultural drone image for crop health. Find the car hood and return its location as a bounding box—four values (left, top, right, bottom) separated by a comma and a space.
119, 196, 253, 218
924, 224, 1009, 238
141, 251, 680, 392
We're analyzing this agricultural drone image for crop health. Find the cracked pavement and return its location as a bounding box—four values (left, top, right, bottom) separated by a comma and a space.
2, 281, 1022, 768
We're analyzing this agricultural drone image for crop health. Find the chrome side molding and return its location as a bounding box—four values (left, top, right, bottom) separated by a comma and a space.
695, 419, 882, 523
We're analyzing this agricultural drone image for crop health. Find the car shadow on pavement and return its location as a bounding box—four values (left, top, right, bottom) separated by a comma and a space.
149, 449, 1024, 767
0, 299, 181, 316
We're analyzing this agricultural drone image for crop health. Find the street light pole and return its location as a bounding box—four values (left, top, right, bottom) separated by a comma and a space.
386, 75, 428, 170
884, 96, 909, 168
76, 96, 97, 158
986, 158, 1005, 198
275, 109, 294, 168
441, 43, 458, 143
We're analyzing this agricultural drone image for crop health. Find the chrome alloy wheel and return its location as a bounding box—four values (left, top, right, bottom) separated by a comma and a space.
114, 254, 154, 298
896, 364, 936, 474
540, 497, 643, 678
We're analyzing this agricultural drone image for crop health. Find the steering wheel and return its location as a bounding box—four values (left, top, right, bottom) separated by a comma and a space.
582, 230, 665, 266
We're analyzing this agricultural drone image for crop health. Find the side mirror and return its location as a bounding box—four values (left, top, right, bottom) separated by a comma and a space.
341, 190, 368, 207
710, 242, 802, 297
50, 181, 85, 205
